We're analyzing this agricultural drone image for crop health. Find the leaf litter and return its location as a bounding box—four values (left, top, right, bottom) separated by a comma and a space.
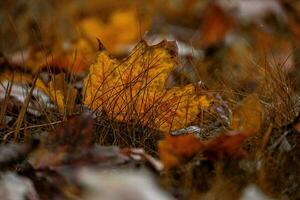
1, 0, 300, 199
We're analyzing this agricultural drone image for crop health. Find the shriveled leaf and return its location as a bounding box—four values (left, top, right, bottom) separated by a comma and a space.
230, 93, 263, 133
83, 40, 209, 132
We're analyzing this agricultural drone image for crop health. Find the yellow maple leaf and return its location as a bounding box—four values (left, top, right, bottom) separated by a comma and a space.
80, 9, 151, 54
84, 40, 209, 132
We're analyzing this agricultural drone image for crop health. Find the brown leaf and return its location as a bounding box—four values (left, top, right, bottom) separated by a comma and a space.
46, 115, 94, 152
293, 114, 300, 133
29, 115, 94, 169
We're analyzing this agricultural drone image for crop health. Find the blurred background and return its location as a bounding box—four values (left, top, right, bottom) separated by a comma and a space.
1, 0, 300, 124
1, 0, 300, 90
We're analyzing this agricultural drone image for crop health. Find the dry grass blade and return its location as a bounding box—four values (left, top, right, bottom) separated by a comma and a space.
0, 73, 14, 125
12, 73, 39, 141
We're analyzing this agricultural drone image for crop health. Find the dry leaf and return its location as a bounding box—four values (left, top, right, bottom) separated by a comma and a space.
12, 39, 96, 74
1, 71, 78, 114
158, 131, 251, 169
293, 114, 300, 133
0, 71, 47, 90
202, 131, 249, 160
83, 40, 209, 132
288, 16, 300, 42
158, 134, 203, 169
200, 4, 234, 48
0, 71, 52, 116
29, 115, 94, 169
80, 9, 151, 54
251, 29, 294, 71
49, 73, 77, 114
230, 93, 263, 133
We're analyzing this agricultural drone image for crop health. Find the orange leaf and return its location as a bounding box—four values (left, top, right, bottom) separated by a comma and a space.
202, 131, 249, 160
80, 9, 151, 54
200, 4, 234, 48
158, 131, 253, 169
158, 134, 203, 169
230, 93, 263, 133
17, 39, 96, 74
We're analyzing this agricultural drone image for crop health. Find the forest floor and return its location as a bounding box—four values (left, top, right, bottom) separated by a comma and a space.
1, 0, 300, 199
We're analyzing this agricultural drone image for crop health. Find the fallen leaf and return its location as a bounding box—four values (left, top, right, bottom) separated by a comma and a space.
230, 93, 263, 133
202, 131, 249, 160
293, 114, 300, 133
288, 16, 300, 42
0, 72, 79, 115
80, 9, 151, 54
251, 28, 294, 71
159, 131, 253, 168
11, 39, 96, 74
158, 134, 203, 169
48, 73, 77, 114
83, 40, 209, 132
29, 114, 94, 169
200, 4, 234, 48
0, 71, 53, 116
